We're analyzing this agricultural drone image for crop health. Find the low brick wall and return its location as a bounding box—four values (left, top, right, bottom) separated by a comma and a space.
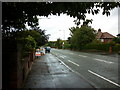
17, 51, 35, 88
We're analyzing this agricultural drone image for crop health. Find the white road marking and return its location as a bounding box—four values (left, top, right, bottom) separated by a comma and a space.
79, 55, 87, 57
60, 56, 64, 58
94, 58, 114, 64
88, 70, 120, 87
59, 56, 66, 59
68, 60, 79, 66
55, 56, 96, 87
55, 57, 74, 72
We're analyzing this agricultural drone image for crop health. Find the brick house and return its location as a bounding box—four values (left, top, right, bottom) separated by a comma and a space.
96, 29, 115, 43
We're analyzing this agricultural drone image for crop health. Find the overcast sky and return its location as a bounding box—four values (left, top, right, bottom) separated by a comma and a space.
38, 8, 118, 41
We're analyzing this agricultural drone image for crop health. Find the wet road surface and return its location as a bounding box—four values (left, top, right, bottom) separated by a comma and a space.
24, 53, 95, 88
51, 48, 120, 88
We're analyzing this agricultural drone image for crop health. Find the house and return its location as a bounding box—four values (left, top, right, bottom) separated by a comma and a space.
96, 29, 115, 43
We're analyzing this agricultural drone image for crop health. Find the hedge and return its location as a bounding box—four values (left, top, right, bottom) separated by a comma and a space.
83, 43, 113, 51
113, 44, 120, 52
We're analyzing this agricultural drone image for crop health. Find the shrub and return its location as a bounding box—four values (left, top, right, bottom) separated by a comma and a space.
113, 44, 120, 52
83, 43, 111, 51
64, 44, 71, 49
18, 35, 36, 58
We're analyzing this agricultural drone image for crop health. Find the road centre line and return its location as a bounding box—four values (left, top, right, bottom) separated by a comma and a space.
68, 60, 79, 66
94, 58, 114, 64
88, 70, 120, 87
59, 55, 66, 59
55, 56, 96, 88
79, 55, 87, 57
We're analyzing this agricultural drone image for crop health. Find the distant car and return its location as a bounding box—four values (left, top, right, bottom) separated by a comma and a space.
40, 47, 45, 55
45, 47, 51, 53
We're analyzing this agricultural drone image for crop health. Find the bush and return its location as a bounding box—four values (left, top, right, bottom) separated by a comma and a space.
113, 44, 120, 52
64, 44, 71, 49
83, 43, 112, 51
24, 35, 36, 51
18, 35, 36, 58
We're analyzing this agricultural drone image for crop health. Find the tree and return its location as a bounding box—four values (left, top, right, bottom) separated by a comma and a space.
70, 26, 96, 50
69, 27, 79, 37
29, 27, 50, 46
13, 28, 49, 47
82, 19, 93, 26
56, 38, 62, 49
2, 2, 120, 36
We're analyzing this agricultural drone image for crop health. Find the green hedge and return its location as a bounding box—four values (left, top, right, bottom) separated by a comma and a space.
113, 44, 120, 52
83, 43, 112, 51
64, 44, 71, 49
83, 43, 120, 52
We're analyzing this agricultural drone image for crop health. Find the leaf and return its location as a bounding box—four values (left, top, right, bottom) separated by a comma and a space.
102, 11, 105, 15
88, 10, 90, 14
91, 10, 94, 15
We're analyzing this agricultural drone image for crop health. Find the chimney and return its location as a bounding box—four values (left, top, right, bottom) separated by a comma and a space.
98, 29, 101, 32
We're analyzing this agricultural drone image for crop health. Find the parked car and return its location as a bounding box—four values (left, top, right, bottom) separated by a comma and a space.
45, 46, 51, 53
40, 47, 45, 55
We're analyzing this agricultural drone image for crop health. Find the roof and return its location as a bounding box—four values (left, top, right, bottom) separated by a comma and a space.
96, 31, 115, 39
96, 31, 102, 39
117, 33, 120, 36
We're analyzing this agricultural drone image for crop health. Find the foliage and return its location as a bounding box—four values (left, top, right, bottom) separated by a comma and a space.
17, 35, 36, 57
55, 38, 62, 49
47, 41, 56, 48
10, 29, 49, 57
83, 43, 112, 51
83, 42, 120, 52
2, 2, 120, 35
91, 39, 102, 44
23, 35, 36, 51
64, 43, 71, 49
70, 26, 96, 50
113, 44, 120, 52
113, 37, 120, 44
13, 28, 49, 46
69, 27, 79, 37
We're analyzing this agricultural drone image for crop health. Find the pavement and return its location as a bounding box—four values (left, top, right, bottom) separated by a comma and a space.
23, 53, 96, 89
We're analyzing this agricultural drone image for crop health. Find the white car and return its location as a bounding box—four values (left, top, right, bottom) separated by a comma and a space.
35, 51, 41, 56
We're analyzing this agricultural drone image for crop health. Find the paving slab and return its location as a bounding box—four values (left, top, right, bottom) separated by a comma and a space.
23, 53, 96, 89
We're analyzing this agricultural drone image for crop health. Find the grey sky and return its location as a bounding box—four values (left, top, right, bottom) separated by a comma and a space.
38, 8, 118, 41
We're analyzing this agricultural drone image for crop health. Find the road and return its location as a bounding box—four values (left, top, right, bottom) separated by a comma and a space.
51, 48, 119, 88
24, 52, 95, 88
